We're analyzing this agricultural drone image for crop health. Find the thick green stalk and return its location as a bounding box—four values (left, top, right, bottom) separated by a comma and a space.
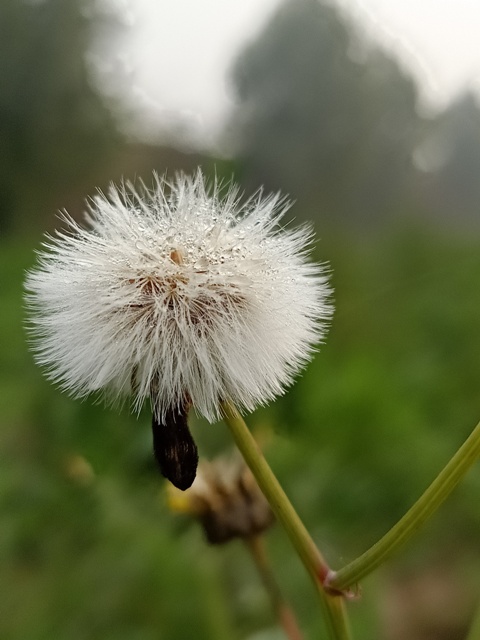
221, 400, 352, 640
329, 421, 480, 591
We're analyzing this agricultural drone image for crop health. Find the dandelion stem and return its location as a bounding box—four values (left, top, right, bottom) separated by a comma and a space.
465, 596, 480, 640
221, 400, 352, 640
246, 535, 304, 640
328, 420, 480, 591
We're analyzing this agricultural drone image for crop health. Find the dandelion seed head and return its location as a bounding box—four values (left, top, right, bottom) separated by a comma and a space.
25, 170, 332, 422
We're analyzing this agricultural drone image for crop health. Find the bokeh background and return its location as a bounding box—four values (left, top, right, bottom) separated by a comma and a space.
1, 1, 480, 638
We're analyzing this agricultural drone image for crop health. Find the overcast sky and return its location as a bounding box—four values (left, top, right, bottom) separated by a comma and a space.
110, 0, 480, 144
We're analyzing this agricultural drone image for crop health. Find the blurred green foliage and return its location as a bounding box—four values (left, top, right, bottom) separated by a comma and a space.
2, 226, 480, 639
1, 0, 480, 638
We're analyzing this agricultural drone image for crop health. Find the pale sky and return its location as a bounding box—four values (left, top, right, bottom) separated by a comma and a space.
104, 0, 480, 145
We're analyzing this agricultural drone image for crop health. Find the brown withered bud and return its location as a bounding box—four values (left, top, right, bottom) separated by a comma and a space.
152, 402, 198, 491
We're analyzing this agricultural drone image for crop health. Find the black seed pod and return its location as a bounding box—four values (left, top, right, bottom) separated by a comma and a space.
152, 404, 198, 490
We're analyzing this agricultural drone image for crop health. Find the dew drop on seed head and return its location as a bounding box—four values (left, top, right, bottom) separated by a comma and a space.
194, 257, 209, 270
228, 275, 251, 287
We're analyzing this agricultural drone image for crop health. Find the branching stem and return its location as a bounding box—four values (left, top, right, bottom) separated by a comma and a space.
221, 400, 351, 640
328, 421, 480, 591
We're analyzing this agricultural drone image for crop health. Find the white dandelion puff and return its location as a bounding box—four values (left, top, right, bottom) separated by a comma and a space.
25, 170, 332, 424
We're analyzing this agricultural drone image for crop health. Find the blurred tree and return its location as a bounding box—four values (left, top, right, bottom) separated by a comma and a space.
416, 93, 480, 228
227, 0, 421, 227
0, 0, 119, 234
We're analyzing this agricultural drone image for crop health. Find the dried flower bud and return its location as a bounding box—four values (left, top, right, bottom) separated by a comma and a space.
168, 454, 275, 544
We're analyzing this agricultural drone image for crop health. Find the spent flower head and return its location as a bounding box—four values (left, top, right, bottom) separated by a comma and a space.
167, 453, 275, 544
25, 170, 331, 421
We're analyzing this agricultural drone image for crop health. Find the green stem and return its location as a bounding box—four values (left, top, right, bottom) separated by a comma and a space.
246, 535, 304, 640
328, 421, 480, 592
465, 596, 480, 640
221, 400, 352, 640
